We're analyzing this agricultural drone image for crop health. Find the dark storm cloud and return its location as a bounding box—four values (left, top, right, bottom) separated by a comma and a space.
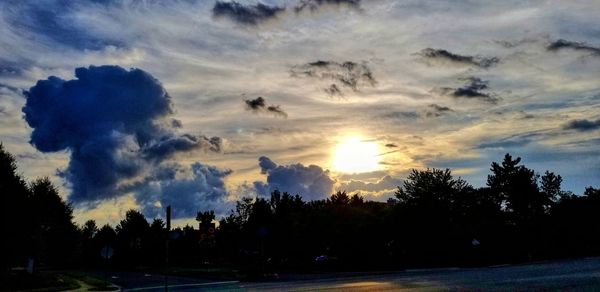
295, 0, 361, 12
563, 119, 600, 131
418, 48, 499, 68
547, 39, 600, 56
130, 162, 233, 219
290, 60, 376, 95
244, 96, 288, 118
438, 77, 498, 103
213, 1, 285, 25
23, 65, 221, 203
426, 104, 453, 117
254, 156, 335, 200
5, 1, 121, 50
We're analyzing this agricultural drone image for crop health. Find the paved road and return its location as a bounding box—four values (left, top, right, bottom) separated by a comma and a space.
110, 257, 600, 291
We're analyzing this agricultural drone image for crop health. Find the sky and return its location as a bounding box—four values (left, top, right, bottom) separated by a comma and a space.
1, 0, 599, 227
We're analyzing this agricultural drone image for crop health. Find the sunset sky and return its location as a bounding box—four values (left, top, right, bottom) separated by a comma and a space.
1, 0, 599, 226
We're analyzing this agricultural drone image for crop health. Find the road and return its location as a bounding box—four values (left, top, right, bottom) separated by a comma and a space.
108, 257, 600, 291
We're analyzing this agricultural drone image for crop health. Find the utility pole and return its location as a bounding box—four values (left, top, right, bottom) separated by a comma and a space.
165, 205, 171, 292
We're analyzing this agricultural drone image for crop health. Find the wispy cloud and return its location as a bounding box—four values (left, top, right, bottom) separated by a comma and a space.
437, 77, 499, 104
418, 48, 499, 68
295, 0, 361, 12
290, 60, 376, 95
426, 104, 453, 117
547, 39, 600, 56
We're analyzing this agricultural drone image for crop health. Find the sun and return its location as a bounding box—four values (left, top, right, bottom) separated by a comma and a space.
332, 136, 381, 173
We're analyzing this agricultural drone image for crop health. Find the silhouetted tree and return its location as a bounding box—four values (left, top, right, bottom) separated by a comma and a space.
487, 154, 555, 260
329, 191, 351, 205
541, 171, 563, 204
95, 224, 117, 256
196, 210, 215, 227
488, 154, 551, 219
394, 168, 471, 266
115, 209, 150, 266
80, 220, 98, 265
29, 178, 79, 266
1, 144, 32, 274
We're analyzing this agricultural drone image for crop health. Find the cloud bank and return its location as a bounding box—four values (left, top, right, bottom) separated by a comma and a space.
128, 162, 233, 219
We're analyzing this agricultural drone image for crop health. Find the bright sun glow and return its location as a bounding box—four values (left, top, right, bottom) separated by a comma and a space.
332, 136, 381, 173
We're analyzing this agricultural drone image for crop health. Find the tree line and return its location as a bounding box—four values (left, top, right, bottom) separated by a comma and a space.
2, 143, 600, 278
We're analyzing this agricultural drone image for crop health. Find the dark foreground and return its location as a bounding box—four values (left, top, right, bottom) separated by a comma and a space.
103, 257, 600, 291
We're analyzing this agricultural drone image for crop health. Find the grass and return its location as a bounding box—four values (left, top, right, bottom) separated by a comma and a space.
4, 271, 79, 292
4, 270, 119, 292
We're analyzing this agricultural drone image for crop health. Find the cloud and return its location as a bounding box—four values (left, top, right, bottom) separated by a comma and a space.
385, 143, 397, 148
213, 1, 285, 25
563, 119, 600, 131
4, 1, 121, 50
144, 135, 222, 160
547, 39, 600, 56
418, 48, 499, 68
295, 0, 361, 12
244, 96, 288, 118
426, 104, 453, 117
129, 162, 233, 219
254, 156, 335, 200
337, 175, 403, 200
437, 77, 499, 103
383, 111, 421, 120
495, 37, 540, 48
258, 155, 278, 173
324, 84, 343, 97
477, 137, 533, 149
290, 60, 376, 95
23, 65, 221, 203
171, 119, 183, 128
